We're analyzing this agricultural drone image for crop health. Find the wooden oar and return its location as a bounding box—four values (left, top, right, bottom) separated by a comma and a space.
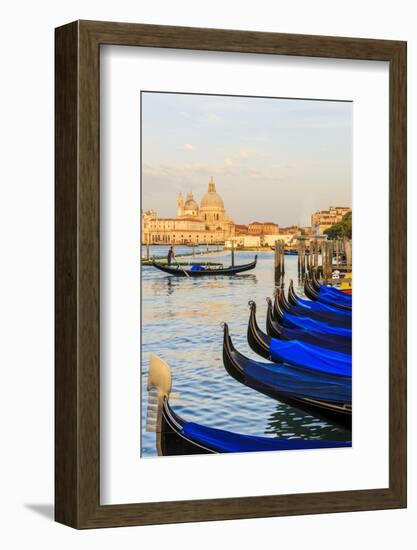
174, 257, 190, 278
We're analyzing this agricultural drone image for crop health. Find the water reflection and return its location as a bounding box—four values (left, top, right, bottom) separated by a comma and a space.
265, 403, 348, 441
141, 247, 351, 457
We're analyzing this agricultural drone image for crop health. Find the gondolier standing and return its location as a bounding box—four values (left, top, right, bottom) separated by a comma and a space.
167, 244, 175, 265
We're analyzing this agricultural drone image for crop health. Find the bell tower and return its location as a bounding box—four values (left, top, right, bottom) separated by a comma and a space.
177, 192, 184, 218
208, 176, 216, 193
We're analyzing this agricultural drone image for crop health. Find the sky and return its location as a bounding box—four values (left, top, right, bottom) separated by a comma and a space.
141, 92, 352, 226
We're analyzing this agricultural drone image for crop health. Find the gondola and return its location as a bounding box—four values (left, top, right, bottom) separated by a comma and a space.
252, 316, 351, 377
311, 271, 352, 299
304, 279, 352, 311
311, 271, 322, 292
288, 280, 352, 319
224, 324, 352, 427
272, 290, 352, 338
274, 287, 351, 328
147, 355, 350, 455
264, 302, 352, 374
264, 299, 351, 354
316, 282, 352, 304
308, 273, 353, 305
151, 255, 257, 277
304, 278, 352, 310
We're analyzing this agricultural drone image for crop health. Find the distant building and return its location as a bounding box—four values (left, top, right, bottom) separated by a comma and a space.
142, 177, 235, 245
280, 225, 300, 236
247, 221, 280, 235
311, 206, 351, 235
234, 224, 249, 236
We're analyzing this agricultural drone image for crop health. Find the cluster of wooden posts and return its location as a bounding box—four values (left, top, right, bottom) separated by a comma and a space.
274, 240, 285, 282
274, 237, 352, 284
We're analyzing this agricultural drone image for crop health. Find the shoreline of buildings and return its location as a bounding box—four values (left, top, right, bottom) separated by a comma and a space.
142, 177, 351, 249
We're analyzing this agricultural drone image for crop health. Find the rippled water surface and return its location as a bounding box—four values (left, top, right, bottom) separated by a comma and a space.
141, 245, 351, 457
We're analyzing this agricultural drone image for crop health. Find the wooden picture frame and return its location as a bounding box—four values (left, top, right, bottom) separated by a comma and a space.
55, 20, 407, 528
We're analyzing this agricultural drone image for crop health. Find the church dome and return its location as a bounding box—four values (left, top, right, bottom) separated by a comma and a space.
184, 197, 199, 211
200, 178, 224, 211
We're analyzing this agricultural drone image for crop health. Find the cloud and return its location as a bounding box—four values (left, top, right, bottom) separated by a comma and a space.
206, 113, 223, 125
238, 147, 256, 159
181, 143, 194, 151
142, 160, 282, 184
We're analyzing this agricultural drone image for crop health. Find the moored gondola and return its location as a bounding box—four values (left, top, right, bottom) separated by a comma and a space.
274, 286, 351, 328
304, 278, 352, 311
147, 355, 350, 454
288, 280, 352, 317
287, 279, 299, 306
248, 300, 274, 360
311, 270, 321, 292
272, 291, 352, 338
266, 297, 287, 340
224, 324, 352, 427
261, 299, 351, 355
312, 271, 352, 301
151, 256, 257, 277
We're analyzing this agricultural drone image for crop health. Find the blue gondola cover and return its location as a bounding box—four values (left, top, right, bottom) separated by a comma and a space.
296, 295, 352, 316
244, 359, 351, 403
182, 422, 350, 453
282, 312, 352, 338
269, 339, 351, 377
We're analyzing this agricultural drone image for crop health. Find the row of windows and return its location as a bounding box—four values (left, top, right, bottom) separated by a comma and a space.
149, 234, 217, 244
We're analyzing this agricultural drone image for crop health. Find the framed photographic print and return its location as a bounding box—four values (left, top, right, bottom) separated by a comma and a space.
55, 20, 407, 528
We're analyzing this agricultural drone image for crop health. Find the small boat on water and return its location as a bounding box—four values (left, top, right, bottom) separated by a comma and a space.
274, 288, 352, 330
254, 299, 351, 357
304, 278, 352, 311
311, 272, 353, 301
276, 286, 351, 327
151, 255, 257, 277
243, 310, 351, 377
224, 324, 352, 427
147, 354, 350, 455
288, 280, 351, 317
265, 298, 351, 354
270, 247, 298, 255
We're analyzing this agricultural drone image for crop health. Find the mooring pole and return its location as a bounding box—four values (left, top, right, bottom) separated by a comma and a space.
345, 238, 352, 271
274, 240, 280, 283
231, 239, 235, 267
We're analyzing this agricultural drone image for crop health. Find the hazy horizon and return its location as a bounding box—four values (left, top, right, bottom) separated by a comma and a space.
141, 92, 352, 226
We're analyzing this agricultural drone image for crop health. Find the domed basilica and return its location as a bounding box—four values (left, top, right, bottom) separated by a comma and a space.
142, 177, 235, 245
177, 177, 234, 235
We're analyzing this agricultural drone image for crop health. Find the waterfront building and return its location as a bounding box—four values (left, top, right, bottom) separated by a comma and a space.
234, 224, 249, 236
226, 233, 287, 249
280, 225, 300, 236
142, 177, 235, 245
311, 206, 351, 235
247, 221, 280, 235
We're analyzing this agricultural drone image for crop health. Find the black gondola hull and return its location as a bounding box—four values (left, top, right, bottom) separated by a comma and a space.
240, 310, 352, 427
151, 256, 257, 277
160, 399, 213, 455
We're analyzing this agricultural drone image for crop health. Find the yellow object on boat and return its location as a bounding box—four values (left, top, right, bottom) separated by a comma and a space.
340, 273, 352, 294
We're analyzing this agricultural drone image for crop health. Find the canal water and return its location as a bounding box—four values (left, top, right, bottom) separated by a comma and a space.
141, 245, 350, 457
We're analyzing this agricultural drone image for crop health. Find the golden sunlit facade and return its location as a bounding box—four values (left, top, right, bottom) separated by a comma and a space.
311, 206, 351, 235
142, 177, 235, 245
